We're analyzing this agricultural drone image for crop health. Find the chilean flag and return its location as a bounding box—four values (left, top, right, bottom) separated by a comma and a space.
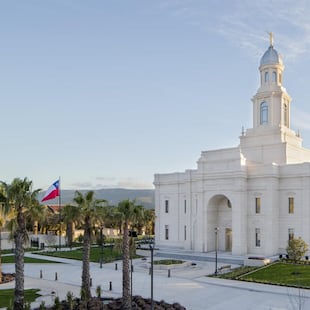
42, 180, 60, 202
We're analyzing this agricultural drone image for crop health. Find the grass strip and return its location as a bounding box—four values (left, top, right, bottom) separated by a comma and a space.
1, 256, 59, 264
154, 259, 184, 265
239, 262, 310, 288
1, 248, 39, 255
216, 266, 257, 279
0, 289, 41, 308
39, 246, 123, 263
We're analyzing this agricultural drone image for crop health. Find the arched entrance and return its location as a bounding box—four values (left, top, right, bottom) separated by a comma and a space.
206, 195, 232, 252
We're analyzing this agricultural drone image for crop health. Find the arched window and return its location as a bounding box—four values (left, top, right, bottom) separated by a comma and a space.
283, 103, 288, 127
272, 71, 277, 82
260, 102, 268, 125
264, 72, 269, 82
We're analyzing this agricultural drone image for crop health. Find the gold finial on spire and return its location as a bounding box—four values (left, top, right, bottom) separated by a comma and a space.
269, 32, 274, 47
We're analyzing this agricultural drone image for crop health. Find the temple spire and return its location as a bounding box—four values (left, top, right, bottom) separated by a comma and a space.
269, 32, 274, 47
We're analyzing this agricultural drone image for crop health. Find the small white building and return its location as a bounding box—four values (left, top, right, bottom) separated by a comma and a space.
154, 38, 310, 257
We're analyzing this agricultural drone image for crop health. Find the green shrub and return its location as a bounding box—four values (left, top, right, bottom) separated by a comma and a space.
286, 237, 308, 263
154, 259, 184, 265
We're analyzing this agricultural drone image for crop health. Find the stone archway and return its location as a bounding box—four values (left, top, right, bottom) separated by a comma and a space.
206, 194, 232, 252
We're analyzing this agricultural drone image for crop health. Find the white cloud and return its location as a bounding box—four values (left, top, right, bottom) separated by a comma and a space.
159, 0, 310, 62
69, 182, 94, 189
68, 178, 153, 190
291, 107, 310, 131
116, 180, 154, 189
95, 176, 117, 182
216, 1, 310, 61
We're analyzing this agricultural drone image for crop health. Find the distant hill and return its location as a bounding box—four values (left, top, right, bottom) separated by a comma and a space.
39, 188, 155, 209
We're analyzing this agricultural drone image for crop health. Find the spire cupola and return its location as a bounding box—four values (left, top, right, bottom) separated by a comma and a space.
240, 33, 304, 166
251, 33, 291, 130
258, 33, 284, 90
260, 33, 283, 66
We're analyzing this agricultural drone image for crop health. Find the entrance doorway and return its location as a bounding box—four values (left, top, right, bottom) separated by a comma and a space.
206, 195, 232, 252
225, 228, 232, 251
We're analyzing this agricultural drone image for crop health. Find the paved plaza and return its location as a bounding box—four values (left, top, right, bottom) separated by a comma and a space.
1, 250, 310, 310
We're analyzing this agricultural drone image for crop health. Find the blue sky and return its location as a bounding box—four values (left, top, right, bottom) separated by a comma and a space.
1, 0, 310, 190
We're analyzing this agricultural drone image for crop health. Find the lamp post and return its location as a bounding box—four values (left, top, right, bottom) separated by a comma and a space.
58, 212, 61, 251
130, 230, 135, 309
150, 244, 154, 310
214, 227, 219, 276
130, 254, 133, 309
100, 225, 103, 268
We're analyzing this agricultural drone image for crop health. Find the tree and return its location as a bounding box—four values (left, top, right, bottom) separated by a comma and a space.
62, 204, 81, 248
103, 205, 122, 232
0, 185, 6, 284
40, 208, 61, 236
0, 207, 4, 284
25, 201, 46, 235
286, 237, 309, 263
131, 205, 146, 235
73, 191, 106, 302
117, 199, 144, 310
0, 200, 16, 285
1, 177, 40, 310
133, 208, 155, 236
0, 191, 4, 284
145, 208, 155, 235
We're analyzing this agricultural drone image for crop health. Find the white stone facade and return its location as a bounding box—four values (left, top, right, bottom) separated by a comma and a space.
154, 39, 310, 257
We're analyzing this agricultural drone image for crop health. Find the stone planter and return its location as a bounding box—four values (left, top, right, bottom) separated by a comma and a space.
151, 261, 190, 270
244, 256, 271, 266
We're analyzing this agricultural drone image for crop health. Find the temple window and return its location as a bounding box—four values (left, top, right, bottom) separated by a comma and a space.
260, 102, 268, 125
283, 103, 288, 127
255, 228, 261, 247
272, 71, 277, 82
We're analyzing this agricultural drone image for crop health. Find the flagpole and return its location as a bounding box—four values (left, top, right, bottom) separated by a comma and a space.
59, 176, 61, 251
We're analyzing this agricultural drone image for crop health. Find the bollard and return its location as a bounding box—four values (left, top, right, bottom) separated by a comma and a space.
40, 270, 43, 279
168, 269, 171, 278
90, 278, 92, 287
109, 281, 112, 291
55, 272, 58, 281
131, 264, 134, 273
115, 263, 118, 270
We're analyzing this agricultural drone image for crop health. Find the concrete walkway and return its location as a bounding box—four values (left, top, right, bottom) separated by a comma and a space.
1, 249, 310, 310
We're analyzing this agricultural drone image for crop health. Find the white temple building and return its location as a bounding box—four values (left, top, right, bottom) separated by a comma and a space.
154, 37, 310, 257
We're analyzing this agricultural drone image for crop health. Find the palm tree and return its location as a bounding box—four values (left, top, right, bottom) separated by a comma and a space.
40, 208, 60, 236
117, 199, 144, 310
0, 202, 14, 285
131, 205, 146, 235
0, 185, 7, 285
62, 204, 81, 248
73, 190, 106, 302
1, 177, 40, 310
0, 209, 5, 285
102, 205, 119, 230
25, 201, 46, 235
143, 209, 155, 236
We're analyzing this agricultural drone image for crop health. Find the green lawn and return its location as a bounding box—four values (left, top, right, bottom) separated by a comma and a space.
1, 248, 39, 255
217, 266, 257, 279
39, 246, 122, 263
1, 255, 59, 264
239, 262, 310, 288
0, 289, 41, 308
154, 259, 184, 265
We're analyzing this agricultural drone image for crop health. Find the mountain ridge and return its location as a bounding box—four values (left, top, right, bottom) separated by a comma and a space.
39, 188, 155, 209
